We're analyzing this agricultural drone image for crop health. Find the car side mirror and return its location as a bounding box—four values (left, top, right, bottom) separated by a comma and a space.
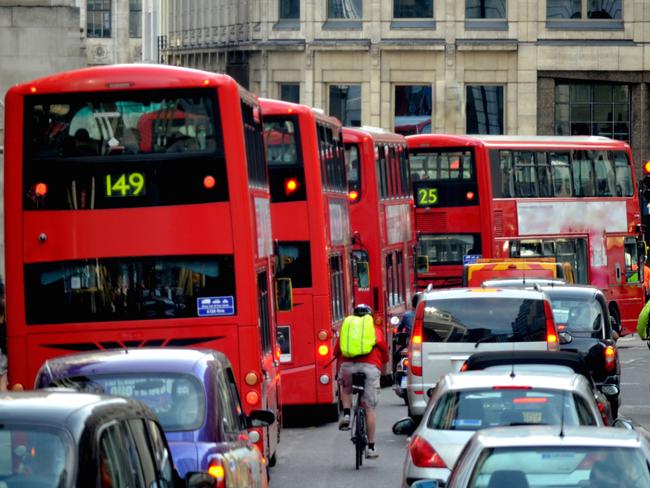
411, 480, 439, 488
248, 409, 275, 427
185, 472, 217, 488
613, 418, 635, 430
392, 417, 416, 436
559, 332, 573, 345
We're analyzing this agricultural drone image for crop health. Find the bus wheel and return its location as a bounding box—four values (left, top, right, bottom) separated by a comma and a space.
609, 305, 621, 335
268, 451, 277, 467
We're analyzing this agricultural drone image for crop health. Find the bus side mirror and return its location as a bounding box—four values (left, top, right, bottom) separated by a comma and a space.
637, 240, 647, 260
276, 277, 294, 312
356, 261, 370, 288
417, 255, 429, 273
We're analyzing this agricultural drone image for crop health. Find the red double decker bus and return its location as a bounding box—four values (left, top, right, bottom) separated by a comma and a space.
408, 134, 644, 334
261, 98, 352, 413
343, 126, 416, 373
4, 65, 281, 459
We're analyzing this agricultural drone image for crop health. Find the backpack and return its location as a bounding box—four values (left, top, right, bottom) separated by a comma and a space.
340, 315, 376, 358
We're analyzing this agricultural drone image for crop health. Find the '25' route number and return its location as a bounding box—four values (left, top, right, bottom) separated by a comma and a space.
418, 188, 438, 206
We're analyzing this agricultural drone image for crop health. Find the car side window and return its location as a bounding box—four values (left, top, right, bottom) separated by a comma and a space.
99, 423, 134, 488
146, 420, 175, 488
574, 394, 598, 426
127, 419, 159, 488
225, 367, 249, 431
215, 367, 240, 436
118, 422, 146, 488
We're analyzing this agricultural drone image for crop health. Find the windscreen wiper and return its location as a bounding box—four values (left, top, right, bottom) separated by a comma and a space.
475, 333, 509, 348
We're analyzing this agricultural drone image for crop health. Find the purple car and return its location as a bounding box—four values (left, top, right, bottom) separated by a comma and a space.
35, 348, 275, 487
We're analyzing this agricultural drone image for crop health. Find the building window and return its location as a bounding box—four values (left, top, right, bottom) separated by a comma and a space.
394, 0, 433, 18
466, 0, 506, 19
280, 0, 300, 19
280, 83, 300, 104
87, 0, 111, 38
394, 85, 432, 135
547, 0, 621, 19
555, 83, 630, 141
328, 0, 362, 19
329, 85, 361, 126
466, 85, 504, 134
129, 0, 142, 38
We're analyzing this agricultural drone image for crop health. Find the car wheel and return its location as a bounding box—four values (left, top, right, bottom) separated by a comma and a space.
268, 451, 277, 468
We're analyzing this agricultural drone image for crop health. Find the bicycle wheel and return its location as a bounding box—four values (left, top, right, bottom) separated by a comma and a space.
355, 407, 367, 469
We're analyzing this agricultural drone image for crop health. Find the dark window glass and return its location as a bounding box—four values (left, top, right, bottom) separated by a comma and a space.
345, 143, 361, 201
536, 152, 552, 197
428, 389, 586, 431
572, 150, 595, 197
466, 85, 504, 134
317, 123, 347, 192
127, 419, 158, 488
258, 270, 272, 354
279, 83, 300, 103
593, 151, 616, 196
351, 250, 370, 289
549, 298, 604, 334
329, 85, 361, 127
25, 255, 235, 324
465, 0, 506, 19
509, 238, 589, 284
24, 89, 226, 210
574, 395, 598, 425
394, 85, 432, 136
613, 151, 634, 196
421, 297, 548, 343
330, 255, 346, 321
129, 0, 142, 38
419, 234, 481, 265
279, 0, 300, 19
386, 253, 396, 306
328, 0, 362, 19
48, 373, 206, 432
277, 241, 312, 288
214, 366, 240, 435
100, 425, 132, 487
241, 101, 268, 188
118, 423, 146, 488
624, 236, 641, 283
399, 145, 411, 197
87, 0, 112, 38
264, 116, 305, 202
550, 152, 572, 196
547, 0, 581, 18
394, 0, 433, 18
513, 151, 537, 197
146, 421, 174, 487
588, 0, 621, 19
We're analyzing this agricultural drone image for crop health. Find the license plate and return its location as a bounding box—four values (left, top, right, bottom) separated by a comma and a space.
400, 376, 407, 388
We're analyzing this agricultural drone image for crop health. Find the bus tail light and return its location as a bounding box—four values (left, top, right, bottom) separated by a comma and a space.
409, 436, 447, 468
245, 391, 260, 406
285, 178, 299, 195
348, 190, 359, 202
604, 345, 617, 372
34, 182, 48, 197
203, 175, 216, 189
317, 344, 329, 356
466, 191, 475, 201
544, 300, 559, 351
208, 458, 226, 488
409, 302, 425, 377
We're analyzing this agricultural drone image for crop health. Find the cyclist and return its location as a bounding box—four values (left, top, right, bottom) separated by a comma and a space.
333, 304, 389, 459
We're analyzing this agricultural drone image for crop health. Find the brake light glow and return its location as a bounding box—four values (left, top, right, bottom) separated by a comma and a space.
513, 397, 548, 404
604, 345, 616, 372
208, 459, 226, 487
408, 302, 425, 377
245, 391, 260, 405
203, 175, 216, 189
34, 182, 48, 197
318, 344, 329, 356
493, 386, 532, 390
466, 191, 475, 201
348, 190, 359, 202
409, 436, 447, 468
285, 178, 299, 195
544, 300, 559, 351
459, 362, 469, 372
644, 161, 650, 174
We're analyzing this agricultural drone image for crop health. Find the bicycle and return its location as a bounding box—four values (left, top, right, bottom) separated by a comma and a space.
350, 371, 367, 470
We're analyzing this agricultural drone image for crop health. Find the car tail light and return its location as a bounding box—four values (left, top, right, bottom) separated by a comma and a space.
409, 435, 447, 468
208, 458, 226, 488
408, 302, 425, 377
597, 401, 609, 425
513, 397, 547, 404
544, 300, 559, 351
459, 361, 469, 372
604, 345, 616, 372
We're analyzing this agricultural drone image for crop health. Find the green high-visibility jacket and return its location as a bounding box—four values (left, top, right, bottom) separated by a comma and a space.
637, 300, 650, 339
340, 315, 376, 358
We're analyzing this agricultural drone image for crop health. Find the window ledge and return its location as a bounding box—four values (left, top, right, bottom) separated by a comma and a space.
545, 19, 624, 31
273, 20, 300, 31
322, 20, 363, 30
390, 20, 436, 29
464, 19, 508, 31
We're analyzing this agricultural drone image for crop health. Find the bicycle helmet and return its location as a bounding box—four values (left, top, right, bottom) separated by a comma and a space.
353, 304, 373, 317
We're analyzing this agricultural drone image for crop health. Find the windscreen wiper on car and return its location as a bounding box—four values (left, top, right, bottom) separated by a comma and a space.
475, 333, 516, 348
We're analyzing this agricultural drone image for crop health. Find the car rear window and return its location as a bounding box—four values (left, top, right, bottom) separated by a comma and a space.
550, 298, 603, 334
428, 389, 590, 431
468, 446, 650, 488
46, 373, 205, 432
422, 297, 548, 343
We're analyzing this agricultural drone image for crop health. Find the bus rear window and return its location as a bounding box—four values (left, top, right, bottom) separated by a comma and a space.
24, 89, 228, 210
263, 116, 306, 202
422, 297, 547, 343
419, 234, 481, 265
24, 255, 235, 324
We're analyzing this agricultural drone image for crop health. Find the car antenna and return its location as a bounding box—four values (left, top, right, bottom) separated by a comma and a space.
559, 390, 566, 438
510, 337, 516, 379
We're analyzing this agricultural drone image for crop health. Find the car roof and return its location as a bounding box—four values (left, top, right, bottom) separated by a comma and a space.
421, 287, 548, 301
39, 348, 230, 379
442, 370, 586, 391
0, 391, 147, 427
472, 425, 645, 449
541, 285, 605, 300
465, 351, 591, 379
481, 279, 567, 288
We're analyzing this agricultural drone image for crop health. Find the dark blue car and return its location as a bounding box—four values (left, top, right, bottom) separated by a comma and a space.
35, 348, 274, 487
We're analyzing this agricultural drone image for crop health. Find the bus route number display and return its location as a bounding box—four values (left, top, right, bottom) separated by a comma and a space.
417, 187, 438, 206
105, 172, 146, 197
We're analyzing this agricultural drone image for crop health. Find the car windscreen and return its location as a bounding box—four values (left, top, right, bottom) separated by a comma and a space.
550, 298, 604, 335
0, 425, 73, 488
428, 389, 585, 431
422, 297, 547, 343
46, 373, 205, 432
468, 446, 650, 488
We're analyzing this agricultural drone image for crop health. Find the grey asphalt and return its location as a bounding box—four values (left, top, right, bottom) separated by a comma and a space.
618, 333, 650, 431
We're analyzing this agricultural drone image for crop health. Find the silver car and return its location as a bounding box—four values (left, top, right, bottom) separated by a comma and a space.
394, 370, 603, 487
446, 425, 650, 488
406, 288, 559, 418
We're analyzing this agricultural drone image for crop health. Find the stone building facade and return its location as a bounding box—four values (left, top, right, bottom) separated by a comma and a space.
161, 0, 650, 173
